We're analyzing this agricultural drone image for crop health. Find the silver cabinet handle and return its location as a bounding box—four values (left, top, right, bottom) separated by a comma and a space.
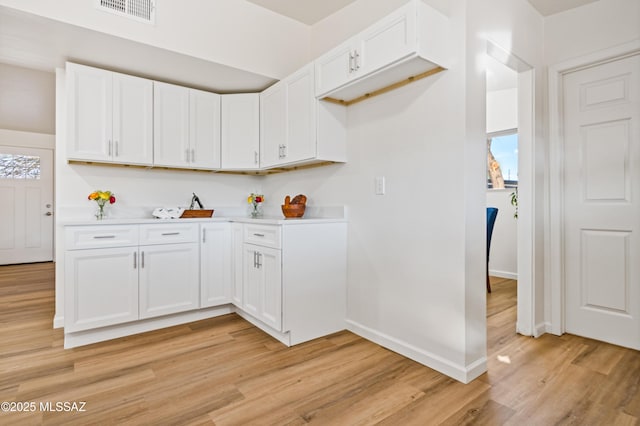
161, 232, 180, 236
141, 251, 145, 268
256, 252, 262, 269
191, 149, 195, 163
349, 51, 355, 72
202, 229, 206, 243
253, 233, 265, 237
282, 144, 287, 158
93, 235, 115, 239
354, 50, 361, 70
254, 151, 258, 165
133, 252, 137, 269
45, 212, 53, 216
115, 141, 119, 157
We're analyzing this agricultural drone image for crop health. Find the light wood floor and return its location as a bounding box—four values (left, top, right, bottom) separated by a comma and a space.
0, 264, 638, 425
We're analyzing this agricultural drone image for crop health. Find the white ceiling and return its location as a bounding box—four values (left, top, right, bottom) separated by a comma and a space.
0, 0, 602, 93
246, 0, 358, 25
527, 0, 600, 16
246, 0, 602, 25
0, 6, 275, 93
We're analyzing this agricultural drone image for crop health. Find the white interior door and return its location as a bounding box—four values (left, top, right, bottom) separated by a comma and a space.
563, 54, 640, 350
0, 146, 54, 265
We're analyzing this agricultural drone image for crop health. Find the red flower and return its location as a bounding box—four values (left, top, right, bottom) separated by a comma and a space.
109, 196, 116, 204
255, 196, 262, 203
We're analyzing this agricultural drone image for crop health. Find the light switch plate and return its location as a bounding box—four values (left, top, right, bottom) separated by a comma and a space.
375, 176, 385, 195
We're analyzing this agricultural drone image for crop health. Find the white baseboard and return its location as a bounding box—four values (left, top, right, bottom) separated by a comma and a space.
489, 270, 518, 280
64, 305, 233, 348
53, 315, 64, 329
533, 322, 547, 338
346, 319, 486, 384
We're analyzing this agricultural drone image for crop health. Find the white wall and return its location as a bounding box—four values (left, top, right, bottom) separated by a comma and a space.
487, 88, 517, 134
265, 0, 544, 383
0, 63, 55, 134
0, 0, 311, 79
486, 190, 517, 278
487, 87, 518, 278
544, 0, 640, 66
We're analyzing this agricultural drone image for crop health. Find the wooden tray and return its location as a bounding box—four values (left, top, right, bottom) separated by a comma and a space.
180, 209, 214, 218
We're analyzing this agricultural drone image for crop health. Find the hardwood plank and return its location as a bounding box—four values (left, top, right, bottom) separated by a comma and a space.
0, 263, 638, 425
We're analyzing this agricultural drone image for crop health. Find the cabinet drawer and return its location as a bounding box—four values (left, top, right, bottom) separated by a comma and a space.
139, 223, 198, 245
243, 224, 281, 249
65, 226, 138, 250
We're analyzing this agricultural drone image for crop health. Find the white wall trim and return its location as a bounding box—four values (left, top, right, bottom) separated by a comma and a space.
64, 305, 234, 348
486, 40, 536, 338
546, 39, 640, 337
346, 319, 486, 384
489, 270, 518, 280
0, 128, 55, 149
53, 315, 64, 329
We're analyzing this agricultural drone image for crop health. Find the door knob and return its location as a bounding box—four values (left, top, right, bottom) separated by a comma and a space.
45, 212, 53, 216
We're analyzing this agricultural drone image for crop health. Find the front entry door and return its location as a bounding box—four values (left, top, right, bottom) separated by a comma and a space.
563, 54, 640, 350
0, 146, 54, 265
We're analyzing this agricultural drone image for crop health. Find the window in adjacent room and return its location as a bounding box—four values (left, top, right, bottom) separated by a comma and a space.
487, 129, 518, 189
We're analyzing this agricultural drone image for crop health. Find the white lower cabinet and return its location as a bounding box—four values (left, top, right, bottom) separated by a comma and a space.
243, 243, 282, 331
200, 223, 232, 308
237, 222, 347, 346
139, 242, 199, 319
65, 246, 139, 332
64, 220, 346, 349
65, 223, 200, 332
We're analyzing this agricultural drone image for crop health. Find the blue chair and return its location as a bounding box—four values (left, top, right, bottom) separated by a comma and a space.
486, 207, 499, 293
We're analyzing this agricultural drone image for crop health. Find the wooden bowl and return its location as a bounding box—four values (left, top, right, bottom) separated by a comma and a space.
281, 203, 305, 218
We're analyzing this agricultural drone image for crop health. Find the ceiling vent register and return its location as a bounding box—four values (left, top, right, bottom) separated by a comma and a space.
97, 0, 155, 24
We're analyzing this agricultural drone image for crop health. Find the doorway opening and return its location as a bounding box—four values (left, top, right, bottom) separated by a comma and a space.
485, 41, 536, 338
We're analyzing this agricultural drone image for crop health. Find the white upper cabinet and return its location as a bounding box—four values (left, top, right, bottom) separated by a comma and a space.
315, 0, 450, 103
221, 94, 260, 170
260, 80, 287, 168
154, 82, 221, 170
67, 62, 153, 165
261, 64, 346, 169
190, 88, 221, 169
153, 81, 190, 167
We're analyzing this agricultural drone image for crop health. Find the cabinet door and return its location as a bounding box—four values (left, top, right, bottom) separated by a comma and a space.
200, 223, 232, 307
285, 65, 316, 164
139, 243, 199, 319
258, 246, 282, 331
66, 63, 112, 161
231, 223, 244, 306
153, 81, 190, 168
315, 41, 356, 97
356, 2, 416, 77
112, 72, 153, 165
65, 247, 138, 332
242, 244, 282, 331
190, 89, 221, 170
243, 244, 262, 318
221, 94, 260, 170
259, 81, 286, 168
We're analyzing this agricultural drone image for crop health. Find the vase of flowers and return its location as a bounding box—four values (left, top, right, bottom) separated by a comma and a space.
88, 190, 116, 220
247, 193, 264, 218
